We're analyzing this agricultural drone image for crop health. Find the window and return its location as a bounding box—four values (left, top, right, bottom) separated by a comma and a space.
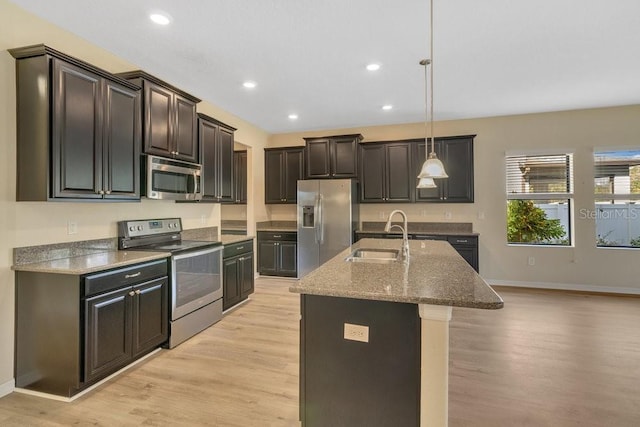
593, 149, 640, 248
506, 153, 573, 245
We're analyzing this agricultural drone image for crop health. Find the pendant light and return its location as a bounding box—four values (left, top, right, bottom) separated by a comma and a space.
417, 0, 448, 186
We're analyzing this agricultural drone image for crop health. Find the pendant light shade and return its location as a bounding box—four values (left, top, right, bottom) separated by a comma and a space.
416, 176, 437, 189
416, 0, 448, 187
418, 152, 448, 179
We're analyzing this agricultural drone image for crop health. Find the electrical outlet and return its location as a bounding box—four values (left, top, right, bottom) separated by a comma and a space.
379, 211, 386, 220
200, 214, 206, 225
445, 211, 452, 220
67, 221, 77, 235
528, 256, 535, 266
344, 323, 369, 343
478, 211, 485, 220
421, 209, 428, 217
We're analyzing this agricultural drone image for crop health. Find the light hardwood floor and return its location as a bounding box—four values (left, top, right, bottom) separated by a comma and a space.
0, 279, 639, 426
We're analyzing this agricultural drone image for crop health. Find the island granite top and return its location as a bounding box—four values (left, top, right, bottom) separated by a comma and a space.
290, 238, 503, 309
12, 251, 170, 275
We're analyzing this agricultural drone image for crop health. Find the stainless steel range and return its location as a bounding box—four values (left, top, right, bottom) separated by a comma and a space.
118, 218, 223, 348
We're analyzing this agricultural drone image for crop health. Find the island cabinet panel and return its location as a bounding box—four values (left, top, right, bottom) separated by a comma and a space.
118, 70, 200, 163
198, 114, 236, 202
300, 294, 420, 427
10, 45, 141, 201
415, 135, 475, 203
360, 141, 413, 203
264, 147, 304, 204
304, 134, 362, 179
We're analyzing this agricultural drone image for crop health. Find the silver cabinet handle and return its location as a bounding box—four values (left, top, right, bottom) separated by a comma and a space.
125, 272, 141, 279
458, 239, 468, 243
128, 291, 135, 297
135, 289, 141, 295
273, 235, 281, 238
237, 246, 244, 250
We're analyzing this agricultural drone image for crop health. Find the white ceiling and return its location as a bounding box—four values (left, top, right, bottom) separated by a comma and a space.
9, 0, 640, 134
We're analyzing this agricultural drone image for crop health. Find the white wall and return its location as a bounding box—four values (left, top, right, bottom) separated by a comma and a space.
269, 105, 640, 294
0, 0, 269, 395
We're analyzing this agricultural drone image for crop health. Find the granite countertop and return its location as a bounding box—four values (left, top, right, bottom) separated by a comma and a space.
290, 238, 503, 309
256, 220, 297, 232
220, 235, 255, 245
12, 251, 170, 275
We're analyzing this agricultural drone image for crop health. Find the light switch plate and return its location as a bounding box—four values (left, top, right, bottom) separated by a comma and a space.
344, 323, 369, 343
67, 221, 77, 235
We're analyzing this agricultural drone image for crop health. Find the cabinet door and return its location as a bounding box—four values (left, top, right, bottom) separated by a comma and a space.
332, 137, 358, 178
258, 241, 279, 275
223, 257, 241, 310
441, 138, 474, 202
84, 287, 132, 383
216, 126, 235, 202
234, 151, 248, 203
278, 242, 298, 277
103, 80, 140, 200
385, 142, 413, 202
239, 253, 255, 298
52, 59, 102, 199
174, 94, 198, 163
143, 81, 173, 158
132, 278, 168, 357
360, 144, 386, 202
305, 139, 331, 179
284, 149, 304, 203
199, 118, 219, 200
265, 150, 284, 203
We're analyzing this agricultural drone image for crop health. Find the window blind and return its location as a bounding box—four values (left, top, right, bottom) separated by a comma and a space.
506, 153, 573, 198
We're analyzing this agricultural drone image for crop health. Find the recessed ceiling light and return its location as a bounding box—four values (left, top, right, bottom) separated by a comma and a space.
288, 114, 299, 120
149, 13, 171, 25
243, 81, 257, 89
382, 105, 393, 111
366, 63, 381, 71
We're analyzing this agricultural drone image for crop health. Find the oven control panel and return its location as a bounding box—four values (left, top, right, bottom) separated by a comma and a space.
118, 218, 183, 238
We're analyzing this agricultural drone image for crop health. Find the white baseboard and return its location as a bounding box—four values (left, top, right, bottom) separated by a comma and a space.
487, 279, 640, 295
0, 378, 15, 398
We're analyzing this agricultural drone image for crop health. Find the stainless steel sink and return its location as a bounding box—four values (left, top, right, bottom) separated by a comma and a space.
345, 248, 400, 263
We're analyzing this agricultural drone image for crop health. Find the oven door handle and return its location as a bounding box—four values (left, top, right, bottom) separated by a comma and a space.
170, 244, 223, 261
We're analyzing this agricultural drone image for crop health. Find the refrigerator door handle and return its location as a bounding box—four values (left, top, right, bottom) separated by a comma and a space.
316, 194, 324, 244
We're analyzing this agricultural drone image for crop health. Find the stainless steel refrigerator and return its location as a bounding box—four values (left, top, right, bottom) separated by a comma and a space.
297, 179, 359, 278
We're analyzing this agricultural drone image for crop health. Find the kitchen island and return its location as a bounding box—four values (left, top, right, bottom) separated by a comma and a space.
289, 238, 503, 427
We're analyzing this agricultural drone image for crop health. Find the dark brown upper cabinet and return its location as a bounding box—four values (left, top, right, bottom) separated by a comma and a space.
10, 44, 141, 201
359, 141, 414, 203
414, 135, 475, 203
304, 134, 362, 179
198, 114, 236, 203
264, 147, 304, 204
232, 150, 248, 204
118, 71, 200, 163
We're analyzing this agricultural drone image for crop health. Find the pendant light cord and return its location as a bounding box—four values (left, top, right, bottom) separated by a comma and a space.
429, 0, 434, 155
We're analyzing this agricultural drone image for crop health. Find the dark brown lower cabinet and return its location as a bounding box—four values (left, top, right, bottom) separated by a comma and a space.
84, 277, 167, 383
15, 259, 168, 398
257, 232, 297, 277
223, 240, 255, 310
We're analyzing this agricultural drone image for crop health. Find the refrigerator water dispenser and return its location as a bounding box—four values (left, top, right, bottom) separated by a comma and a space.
302, 206, 315, 227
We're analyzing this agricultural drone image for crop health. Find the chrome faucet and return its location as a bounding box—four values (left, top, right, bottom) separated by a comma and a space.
384, 210, 410, 261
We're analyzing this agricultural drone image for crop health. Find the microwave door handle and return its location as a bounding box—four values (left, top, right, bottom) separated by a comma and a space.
193, 171, 199, 198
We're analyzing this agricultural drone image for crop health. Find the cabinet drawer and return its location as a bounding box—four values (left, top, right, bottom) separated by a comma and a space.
223, 240, 253, 258
411, 234, 447, 241
258, 231, 297, 241
84, 259, 168, 297
447, 236, 478, 246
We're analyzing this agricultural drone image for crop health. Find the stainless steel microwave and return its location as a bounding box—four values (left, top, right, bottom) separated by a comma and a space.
142, 155, 203, 201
